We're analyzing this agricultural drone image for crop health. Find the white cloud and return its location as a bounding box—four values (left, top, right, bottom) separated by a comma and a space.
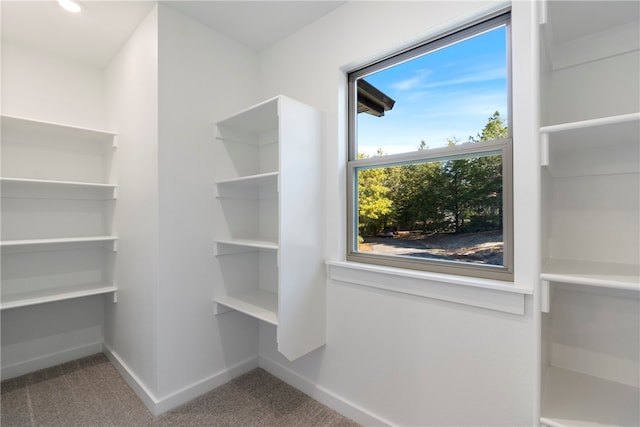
391, 77, 421, 91
422, 66, 506, 90
388, 68, 433, 92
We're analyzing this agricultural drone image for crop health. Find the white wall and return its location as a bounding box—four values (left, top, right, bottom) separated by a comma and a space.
103, 5, 160, 398
1, 43, 106, 129
155, 4, 260, 403
1, 43, 108, 378
256, 1, 538, 425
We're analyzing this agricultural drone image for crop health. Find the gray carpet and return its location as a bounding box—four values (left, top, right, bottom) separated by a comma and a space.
1, 353, 360, 427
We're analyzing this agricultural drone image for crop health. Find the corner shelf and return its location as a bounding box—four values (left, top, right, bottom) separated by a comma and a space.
214, 290, 278, 326
1, 284, 118, 311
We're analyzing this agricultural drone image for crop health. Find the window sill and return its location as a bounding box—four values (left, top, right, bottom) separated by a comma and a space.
326, 260, 532, 315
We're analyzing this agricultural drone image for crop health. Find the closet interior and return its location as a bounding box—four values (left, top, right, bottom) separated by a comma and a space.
538, 1, 640, 426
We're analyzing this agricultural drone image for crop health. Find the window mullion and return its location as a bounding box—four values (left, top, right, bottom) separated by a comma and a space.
350, 138, 511, 169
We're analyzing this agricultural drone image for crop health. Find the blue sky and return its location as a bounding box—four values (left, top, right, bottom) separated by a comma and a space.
357, 25, 508, 156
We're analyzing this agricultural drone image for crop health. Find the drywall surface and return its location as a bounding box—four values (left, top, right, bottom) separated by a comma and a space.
1, 298, 105, 379
156, 4, 260, 400
541, 50, 640, 125
257, 1, 537, 425
0, 43, 108, 378
103, 5, 160, 395
1, 43, 106, 129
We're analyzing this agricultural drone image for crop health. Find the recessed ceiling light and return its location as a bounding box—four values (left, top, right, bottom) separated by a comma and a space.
58, 0, 81, 13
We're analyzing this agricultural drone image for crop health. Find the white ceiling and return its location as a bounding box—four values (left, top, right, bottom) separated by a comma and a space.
7, 1, 637, 70
1, 0, 345, 69
1, 1, 156, 68
165, 1, 345, 52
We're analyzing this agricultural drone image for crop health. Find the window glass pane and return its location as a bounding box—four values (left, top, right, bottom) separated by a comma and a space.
356, 25, 508, 157
348, 12, 512, 279
355, 151, 504, 267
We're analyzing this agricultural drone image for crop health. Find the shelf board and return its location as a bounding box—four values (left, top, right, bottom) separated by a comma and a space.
215, 171, 278, 186
540, 1, 640, 71
214, 290, 278, 325
540, 112, 640, 134
1, 236, 117, 247
215, 97, 279, 133
540, 113, 639, 156
541, 259, 639, 291
1, 284, 117, 310
214, 136, 278, 147
215, 172, 278, 199
541, 366, 639, 427
215, 238, 278, 252
1, 114, 116, 137
0, 177, 116, 189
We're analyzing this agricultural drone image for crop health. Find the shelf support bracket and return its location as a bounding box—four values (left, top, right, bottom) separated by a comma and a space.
112, 240, 118, 253
538, 0, 548, 25
541, 279, 550, 313
112, 291, 118, 304
213, 300, 232, 316
540, 133, 549, 167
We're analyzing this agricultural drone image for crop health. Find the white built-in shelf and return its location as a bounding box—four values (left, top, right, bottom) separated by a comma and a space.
215, 172, 278, 187
540, 0, 640, 71
215, 136, 278, 147
540, 113, 640, 167
1, 114, 116, 139
214, 290, 278, 325
214, 239, 278, 255
1, 236, 117, 248
541, 259, 640, 292
540, 112, 640, 135
1, 284, 117, 310
215, 97, 279, 146
215, 172, 278, 200
216, 97, 279, 133
539, 4, 640, 427
0, 177, 117, 189
213, 96, 324, 361
541, 366, 640, 427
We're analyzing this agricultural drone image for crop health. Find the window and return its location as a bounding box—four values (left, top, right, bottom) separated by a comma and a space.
347, 12, 513, 281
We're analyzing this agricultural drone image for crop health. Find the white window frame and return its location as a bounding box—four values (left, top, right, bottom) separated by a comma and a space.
347, 11, 513, 281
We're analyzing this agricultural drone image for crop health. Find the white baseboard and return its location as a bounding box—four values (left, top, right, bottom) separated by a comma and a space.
1, 341, 103, 380
102, 343, 259, 416
153, 354, 259, 415
102, 343, 160, 413
258, 354, 392, 427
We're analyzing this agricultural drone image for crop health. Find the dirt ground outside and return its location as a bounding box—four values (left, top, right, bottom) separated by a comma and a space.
359, 230, 503, 265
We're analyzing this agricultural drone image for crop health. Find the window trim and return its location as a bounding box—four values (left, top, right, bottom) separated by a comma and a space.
346, 11, 513, 282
